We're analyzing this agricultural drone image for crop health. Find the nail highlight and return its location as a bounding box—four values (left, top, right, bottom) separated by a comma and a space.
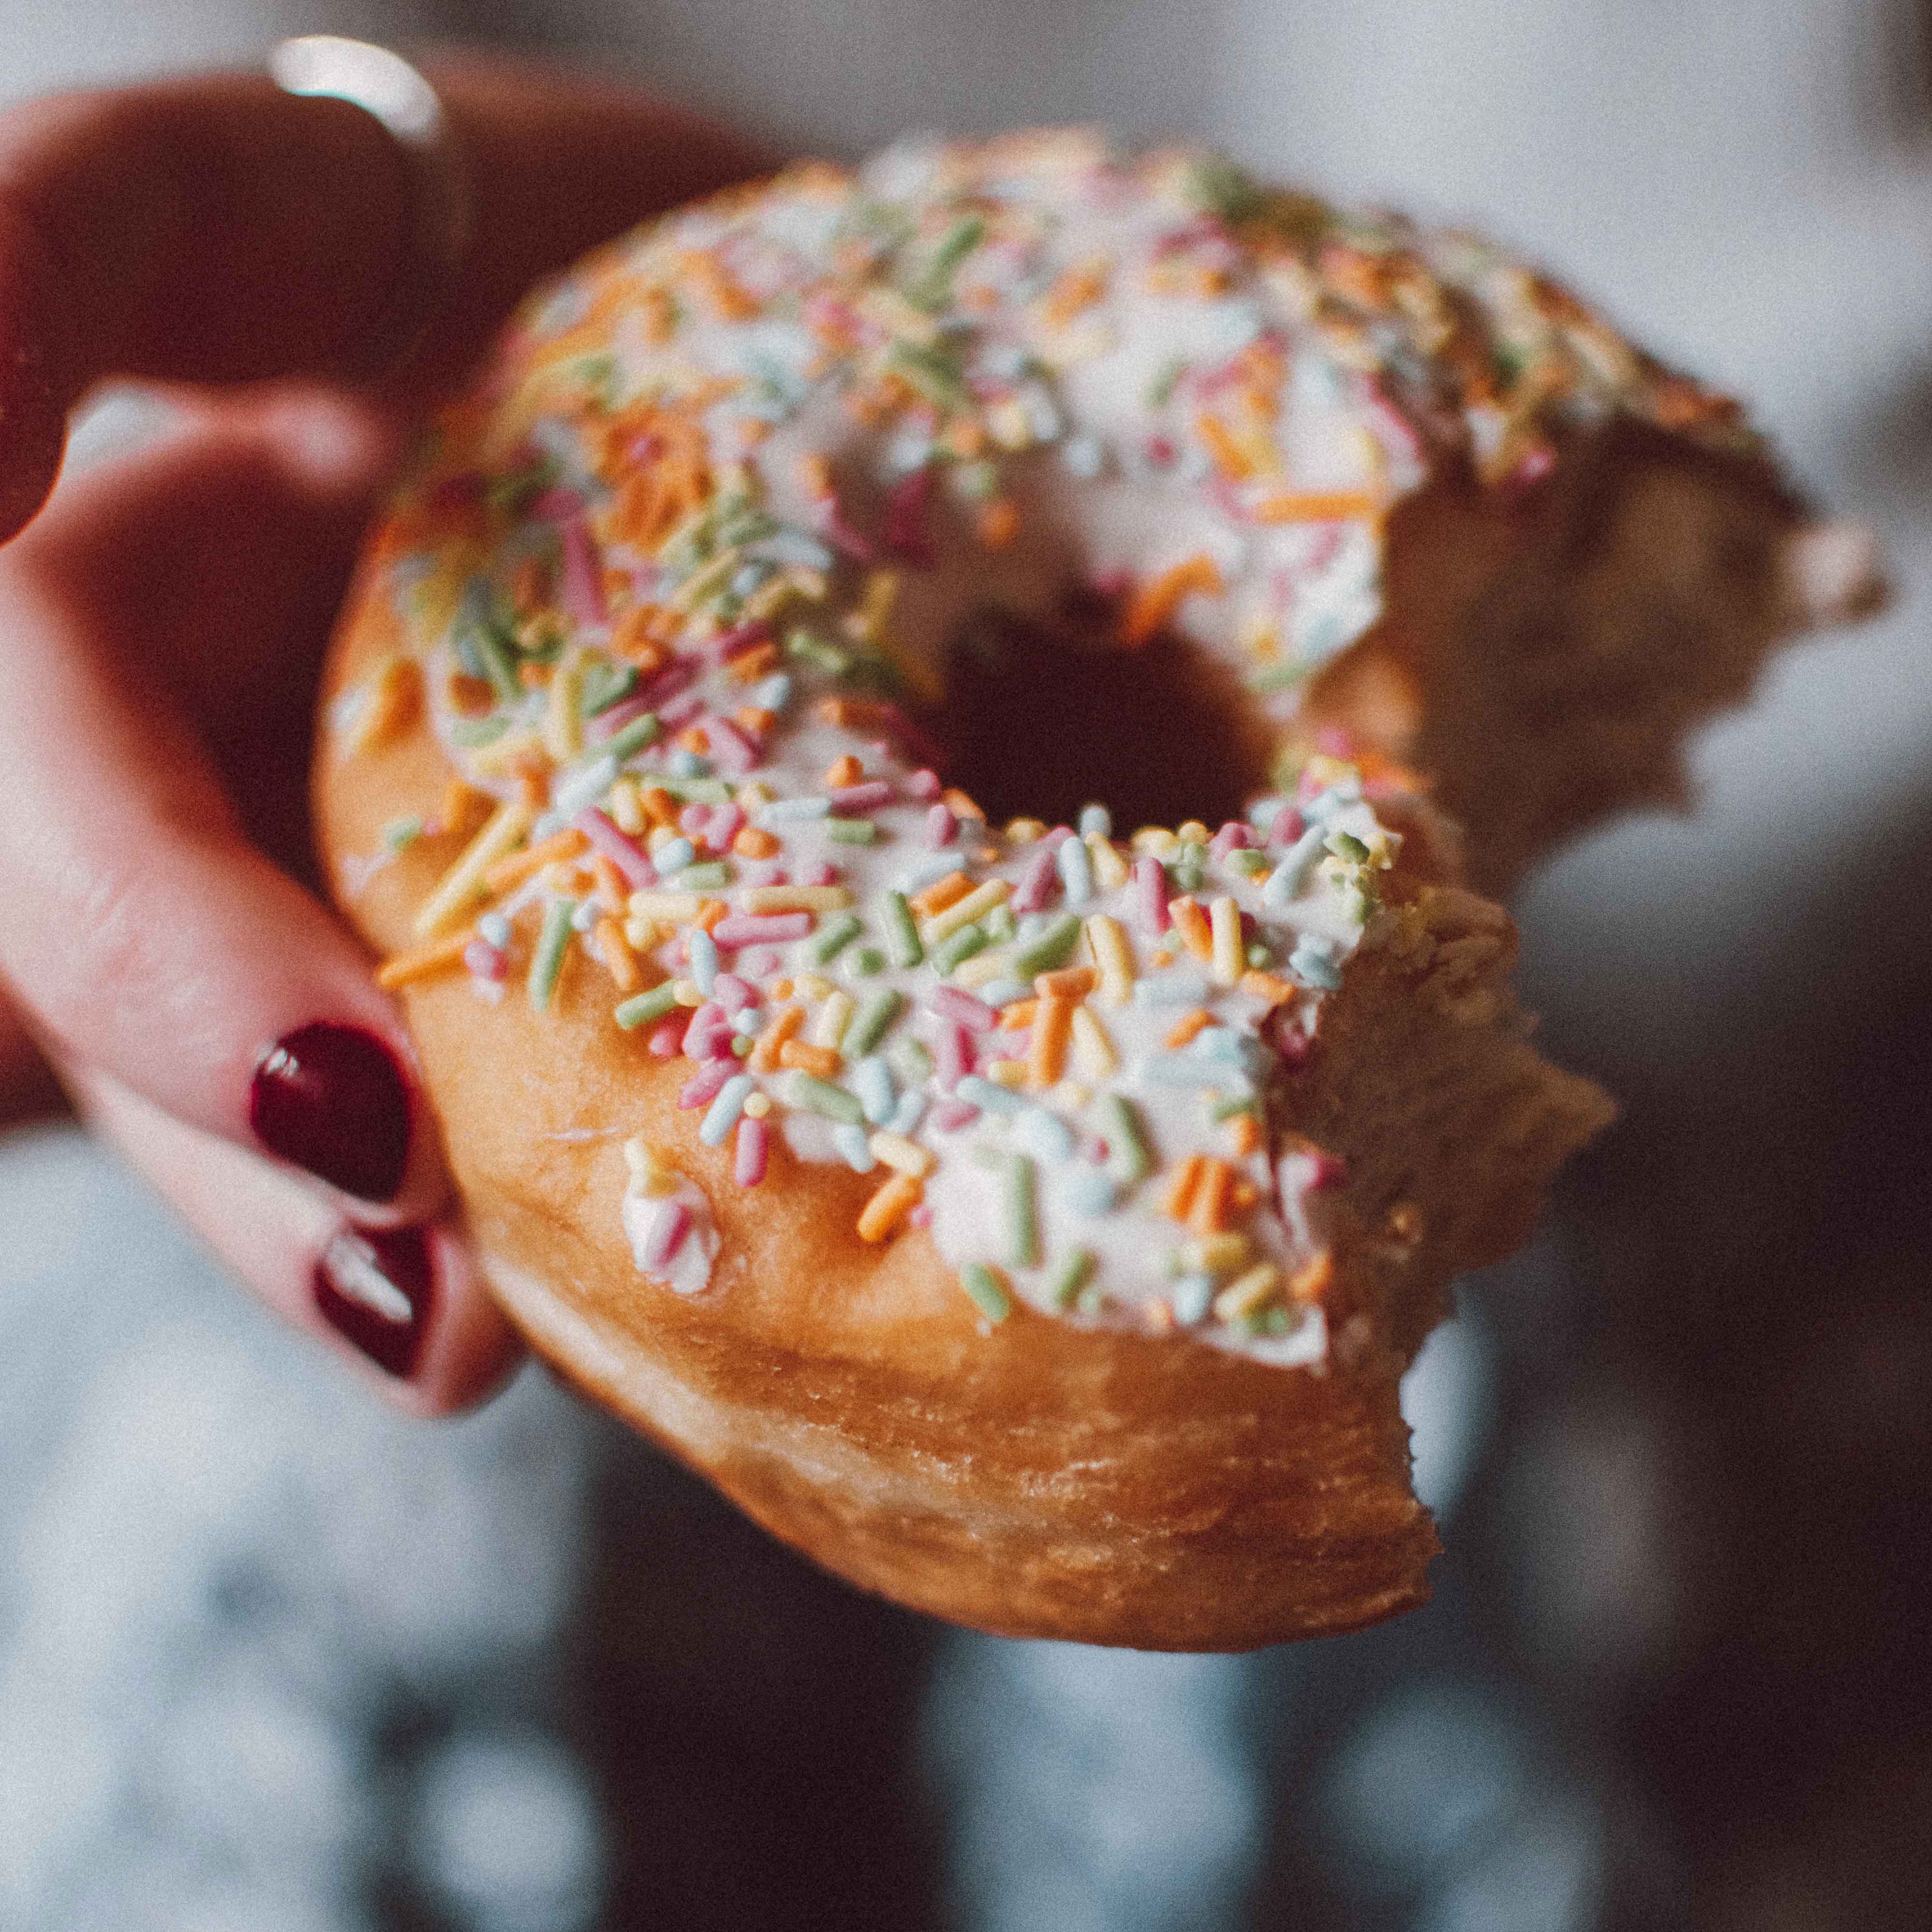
251, 1022, 412, 1202
314, 1223, 434, 1378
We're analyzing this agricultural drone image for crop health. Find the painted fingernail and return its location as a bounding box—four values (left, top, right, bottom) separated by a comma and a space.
315, 1223, 434, 1378
251, 1022, 412, 1202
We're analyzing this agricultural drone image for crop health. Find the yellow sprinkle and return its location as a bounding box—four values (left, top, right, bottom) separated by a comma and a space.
464, 726, 546, 777
672, 978, 704, 1007
628, 890, 703, 923
952, 951, 1011, 990
1005, 818, 1050, 845
857, 1172, 923, 1243
1209, 895, 1243, 986
986, 1058, 1029, 1090
623, 917, 659, 950
735, 780, 776, 809
869, 1131, 936, 1178
1132, 826, 1179, 857
1212, 1263, 1281, 1323
1069, 1004, 1117, 1080
647, 825, 681, 855
609, 775, 645, 836
1087, 833, 1129, 890
740, 885, 855, 914
1177, 820, 1211, 846
544, 651, 584, 764
623, 1137, 681, 1198
374, 928, 473, 989
922, 878, 1011, 944
812, 990, 855, 1049
1083, 915, 1135, 1005
743, 1092, 772, 1118
795, 972, 834, 1002
1195, 1232, 1254, 1275
341, 654, 420, 759
412, 800, 533, 940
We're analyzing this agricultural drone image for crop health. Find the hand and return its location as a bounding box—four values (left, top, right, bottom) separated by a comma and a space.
0, 53, 772, 1410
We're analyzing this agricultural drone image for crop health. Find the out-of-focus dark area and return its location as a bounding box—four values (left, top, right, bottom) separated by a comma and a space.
3, 2, 1930, 1927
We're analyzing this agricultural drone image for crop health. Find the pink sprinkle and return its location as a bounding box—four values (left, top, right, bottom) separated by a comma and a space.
831, 781, 895, 813
1268, 1011, 1311, 1066
678, 1060, 735, 1109
738, 946, 783, 979
575, 808, 655, 888
637, 657, 699, 711
1311, 1151, 1349, 1189
1145, 434, 1176, 467
710, 802, 746, 851
559, 519, 608, 626
907, 1204, 934, 1228
925, 804, 957, 849
816, 500, 878, 565
734, 1114, 769, 1186
798, 861, 839, 888
931, 1098, 980, 1132
712, 912, 812, 948
527, 485, 586, 523
884, 466, 936, 567
1314, 726, 1355, 759
587, 693, 656, 744
712, 619, 773, 662
679, 802, 715, 843
1210, 821, 1253, 858
642, 1199, 691, 1270
1268, 808, 1306, 849
657, 690, 704, 729
1303, 523, 1345, 574
1134, 855, 1170, 935
1011, 848, 1060, 915
463, 939, 507, 982
1041, 825, 1075, 850
907, 768, 942, 802
926, 986, 996, 1031
647, 1018, 684, 1058
711, 973, 757, 1015
936, 1023, 973, 1091
682, 1003, 734, 1063
703, 713, 760, 777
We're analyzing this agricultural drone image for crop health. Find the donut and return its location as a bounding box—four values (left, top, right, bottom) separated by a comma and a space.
315, 133, 1876, 1648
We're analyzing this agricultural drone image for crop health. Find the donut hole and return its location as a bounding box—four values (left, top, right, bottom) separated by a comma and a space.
929, 601, 1277, 833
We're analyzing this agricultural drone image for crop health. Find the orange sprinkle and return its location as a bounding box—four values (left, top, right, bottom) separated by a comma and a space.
1229, 1113, 1263, 1157
695, 899, 727, 932
750, 1005, 804, 1072
998, 999, 1039, 1033
437, 779, 491, 836
796, 453, 835, 499
679, 248, 761, 321
639, 786, 681, 828
482, 829, 586, 895
734, 826, 780, 860
1167, 896, 1213, 961
779, 1039, 841, 1079
1164, 1153, 1208, 1223
611, 608, 672, 669
824, 753, 864, 787
910, 871, 974, 917
375, 929, 473, 990
511, 554, 551, 611
977, 498, 1019, 549
941, 787, 987, 823
1231, 1179, 1258, 1209
1251, 490, 1381, 525
857, 1172, 923, 1244
734, 706, 776, 736
1194, 412, 1257, 480
448, 672, 496, 717
1121, 554, 1223, 647
942, 416, 988, 459
1240, 969, 1298, 1008
1029, 996, 1073, 1089
1034, 966, 1097, 1001
589, 853, 628, 915
726, 642, 780, 683
1165, 1008, 1214, 1050
1042, 263, 1108, 327
1187, 1158, 1236, 1236
1289, 1251, 1335, 1305
640, 284, 677, 344
518, 660, 551, 690
514, 768, 550, 810
678, 724, 710, 754
595, 916, 641, 993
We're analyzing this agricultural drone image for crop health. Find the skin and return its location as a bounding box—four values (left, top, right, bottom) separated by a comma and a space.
0, 53, 772, 1412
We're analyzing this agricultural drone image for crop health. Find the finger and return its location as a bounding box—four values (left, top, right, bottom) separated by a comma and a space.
66, 1059, 522, 1414
0, 412, 444, 1221
0, 56, 773, 538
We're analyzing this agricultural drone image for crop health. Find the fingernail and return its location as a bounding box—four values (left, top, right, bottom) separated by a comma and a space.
315, 1223, 434, 1378
251, 1022, 412, 1202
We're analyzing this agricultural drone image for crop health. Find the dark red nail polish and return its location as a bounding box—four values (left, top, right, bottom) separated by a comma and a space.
315, 1223, 434, 1378
251, 1022, 412, 1202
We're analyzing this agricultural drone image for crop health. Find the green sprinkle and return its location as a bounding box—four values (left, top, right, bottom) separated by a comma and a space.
843, 945, 887, 978
786, 628, 852, 675
1245, 941, 1273, 968
528, 897, 576, 1010
1147, 355, 1186, 409
1003, 1153, 1039, 1268
932, 923, 989, 972
1076, 1284, 1106, 1317
604, 712, 660, 762
1248, 663, 1309, 696
889, 1037, 934, 1084
653, 776, 732, 804
880, 892, 923, 968
381, 816, 424, 853
808, 911, 863, 965
678, 861, 732, 890
1096, 1094, 1152, 1186
1187, 155, 1263, 222
1230, 848, 1270, 875
885, 340, 970, 412
1009, 913, 1082, 978
843, 989, 904, 1058
469, 618, 523, 705
982, 903, 1017, 945
1326, 830, 1370, 864
959, 1263, 1012, 1324
1047, 1248, 1097, 1310
782, 1070, 865, 1124
824, 817, 881, 845
579, 659, 639, 717
614, 982, 681, 1030
448, 715, 510, 747
1210, 1094, 1259, 1122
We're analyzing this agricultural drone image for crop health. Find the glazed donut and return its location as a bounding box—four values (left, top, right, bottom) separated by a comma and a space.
316, 134, 1876, 1648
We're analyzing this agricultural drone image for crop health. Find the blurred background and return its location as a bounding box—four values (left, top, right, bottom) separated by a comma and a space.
2, 1, 1930, 1926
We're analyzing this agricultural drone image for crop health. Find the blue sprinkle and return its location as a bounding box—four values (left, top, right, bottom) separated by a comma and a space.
477, 911, 511, 950
1301, 781, 1363, 823
896, 854, 969, 893
758, 796, 832, 822
832, 1122, 877, 1171
698, 1074, 754, 1147
1056, 835, 1094, 907
1012, 1108, 1076, 1162
748, 673, 794, 713
1290, 938, 1344, 992
1057, 1166, 1118, 1217
1078, 803, 1112, 838
1246, 796, 1292, 832
978, 979, 1031, 1008
655, 836, 696, 874
689, 928, 719, 994
668, 749, 711, 780
1263, 824, 1328, 907
889, 1089, 927, 1135
1137, 1056, 1254, 1094
1061, 432, 1105, 478
1171, 1274, 1215, 1324
732, 1007, 763, 1036
1134, 969, 1211, 1006
852, 1054, 897, 1125
552, 753, 620, 818
955, 1075, 1026, 1116
570, 901, 598, 933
